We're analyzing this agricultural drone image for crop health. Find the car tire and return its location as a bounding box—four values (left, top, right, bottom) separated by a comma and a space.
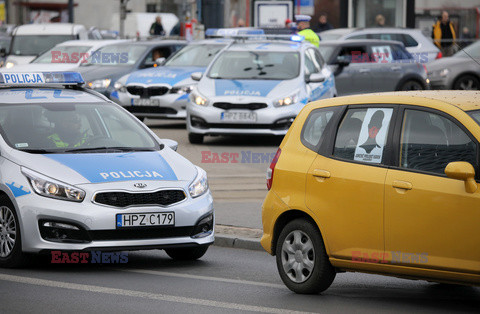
0, 195, 26, 268
453, 75, 480, 90
399, 80, 424, 91
165, 245, 209, 261
188, 133, 204, 144
276, 218, 335, 294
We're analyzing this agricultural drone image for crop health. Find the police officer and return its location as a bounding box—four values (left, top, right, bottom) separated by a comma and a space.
48, 113, 89, 148
296, 15, 320, 47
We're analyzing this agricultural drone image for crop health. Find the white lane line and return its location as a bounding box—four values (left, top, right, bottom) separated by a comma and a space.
0, 273, 312, 314
115, 268, 286, 289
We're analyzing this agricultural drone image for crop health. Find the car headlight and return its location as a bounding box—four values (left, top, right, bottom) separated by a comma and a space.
113, 81, 127, 93
22, 168, 85, 202
5, 61, 15, 69
273, 91, 299, 107
189, 167, 208, 198
87, 78, 111, 89
190, 91, 209, 106
171, 85, 194, 94
429, 68, 449, 78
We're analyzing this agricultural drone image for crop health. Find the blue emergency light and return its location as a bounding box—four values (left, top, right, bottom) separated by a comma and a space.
290, 35, 305, 42
0, 72, 85, 85
205, 28, 265, 37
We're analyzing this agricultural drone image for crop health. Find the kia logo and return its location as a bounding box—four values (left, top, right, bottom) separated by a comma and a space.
134, 183, 147, 188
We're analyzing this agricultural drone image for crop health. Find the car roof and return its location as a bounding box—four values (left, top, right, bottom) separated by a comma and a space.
111, 39, 187, 47
13, 23, 86, 35
308, 91, 480, 112
56, 39, 129, 46
319, 39, 404, 46
0, 87, 104, 104
226, 40, 309, 52
350, 27, 423, 35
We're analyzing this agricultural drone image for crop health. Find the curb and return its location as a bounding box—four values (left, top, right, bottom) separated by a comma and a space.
214, 234, 263, 251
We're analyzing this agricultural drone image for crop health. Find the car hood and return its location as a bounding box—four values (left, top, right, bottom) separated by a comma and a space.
426, 56, 475, 71
5, 55, 36, 66
202, 79, 286, 98
77, 65, 133, 82
0, 63, 79, 73
6, 149, 197, 185
125, 66, 205, 87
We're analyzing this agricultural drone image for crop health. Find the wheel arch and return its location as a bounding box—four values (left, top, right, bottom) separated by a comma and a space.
271, 209, 329, 256
394, 74, 426, 91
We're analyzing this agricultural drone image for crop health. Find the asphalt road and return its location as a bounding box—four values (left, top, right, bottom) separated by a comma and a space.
1, 246, 478, 313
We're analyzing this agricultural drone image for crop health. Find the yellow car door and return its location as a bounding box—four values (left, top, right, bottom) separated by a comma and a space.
384, 108, 480, 276
306, 106, 396, 261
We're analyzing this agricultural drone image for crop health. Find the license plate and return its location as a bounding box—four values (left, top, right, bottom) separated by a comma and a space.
132, 98, 160, 106
220, 111, 257, 122
116, 212, 174, 228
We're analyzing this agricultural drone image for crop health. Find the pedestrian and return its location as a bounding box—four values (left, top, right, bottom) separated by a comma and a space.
315, 13, 333, 33
295, 15, 320, 47
375, 14, 385, 27
150, 16, 165, 36
432, 11, 456, 56
460, 26, 474, 48
237, 18, 245, 27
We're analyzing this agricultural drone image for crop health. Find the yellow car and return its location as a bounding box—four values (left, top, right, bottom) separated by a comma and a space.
262, 91, 480, 294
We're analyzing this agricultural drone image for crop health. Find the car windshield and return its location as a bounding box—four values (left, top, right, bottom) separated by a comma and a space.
317, 45, 336, 61
0, 102, 159, 153
80, 44, 149, 66
10, 35, 74, 56
0, 37, 11, 53
207, 51, 300, 80
33, 45, 92, 64
454, 41, 480, 58
165, 44, 226, 67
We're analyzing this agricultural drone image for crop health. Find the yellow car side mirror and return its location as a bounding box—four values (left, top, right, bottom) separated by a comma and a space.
445, 161, 477, 193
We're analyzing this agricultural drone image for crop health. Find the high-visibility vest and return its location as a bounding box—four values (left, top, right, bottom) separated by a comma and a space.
298, 29, 320, 47
48, 132, 89, 148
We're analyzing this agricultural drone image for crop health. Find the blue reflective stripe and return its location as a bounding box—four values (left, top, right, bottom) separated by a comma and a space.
6, 182, 31, 197
215, 79, 281, 97
175, 93, 189, 101
44, 152, 177, 183
110, 90, 119, 99
126, 66, 204, 86
310, 76, 334, 100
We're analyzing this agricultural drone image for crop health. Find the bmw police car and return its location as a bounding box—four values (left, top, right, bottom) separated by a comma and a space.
111, 39, 232, 121
0, 72, 213, 267
187, 36, 337, 144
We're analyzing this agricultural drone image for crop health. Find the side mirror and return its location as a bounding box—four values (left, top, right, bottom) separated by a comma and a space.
335, 55, 350, 67
307, 73, 326, 83
191, 72, 203, 81
155, 57, 166, 65
0, 48, 6, 58
445, 161, 477, 193
162, 139, 178, 151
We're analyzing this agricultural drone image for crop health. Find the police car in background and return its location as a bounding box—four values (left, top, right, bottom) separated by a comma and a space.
187, 36, 337, 144
0, 72, 213, 267
111, 38, 232, 121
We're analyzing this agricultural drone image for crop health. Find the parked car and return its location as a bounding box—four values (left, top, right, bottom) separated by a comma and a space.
0, 39, 128, 73
320, 27, 441, 63
77, 40, 187, 97
262, 90, 480, 294
4, 23, 89, 68
0, 71, 213, 267
112, 39, 231, 121
318, 39, 428, 96
427, 40, 480, 90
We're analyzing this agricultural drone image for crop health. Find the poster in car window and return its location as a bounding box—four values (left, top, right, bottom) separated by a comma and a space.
354, 108, 393, 163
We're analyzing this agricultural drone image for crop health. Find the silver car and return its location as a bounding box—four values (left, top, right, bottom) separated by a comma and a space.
318, 40, 428, 96
320, 27, 441, 63
427, 40, 480, 90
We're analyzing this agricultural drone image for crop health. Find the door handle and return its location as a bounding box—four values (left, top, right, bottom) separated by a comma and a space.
390, 66, 402, 71
312, 169, 331, 178
392, 180, 412, 190
359, 69, 370, 73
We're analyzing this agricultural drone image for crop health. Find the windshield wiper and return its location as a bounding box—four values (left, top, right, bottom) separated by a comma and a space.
63, 147, 157, 153
18, 149, 59, 154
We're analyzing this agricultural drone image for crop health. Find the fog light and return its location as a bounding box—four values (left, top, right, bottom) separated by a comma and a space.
39, 220, 90, 243
191, 213, 214, 238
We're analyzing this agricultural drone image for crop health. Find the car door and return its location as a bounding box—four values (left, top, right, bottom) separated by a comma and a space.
306, 106, 396, 260
384, 107, 480, 274
331, 45, 372, 95
366, 44, 405, 92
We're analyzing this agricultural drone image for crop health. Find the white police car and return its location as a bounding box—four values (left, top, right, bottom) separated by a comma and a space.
0, 72, 213, 267
111, 39, 232, 121
187, 36, 337, 144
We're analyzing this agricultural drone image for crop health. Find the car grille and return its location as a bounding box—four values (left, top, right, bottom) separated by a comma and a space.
127, 85, 170, 97
126, 106, 177, 114
94, 190, 186, 208
213, 102, 268, 110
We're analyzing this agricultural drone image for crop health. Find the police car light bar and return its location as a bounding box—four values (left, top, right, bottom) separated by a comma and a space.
0, 72, 85, 86
205, 28, 265, 37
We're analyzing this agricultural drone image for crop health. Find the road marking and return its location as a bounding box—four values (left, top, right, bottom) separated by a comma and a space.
0, 273, 313, 314
115, 268, 285, 289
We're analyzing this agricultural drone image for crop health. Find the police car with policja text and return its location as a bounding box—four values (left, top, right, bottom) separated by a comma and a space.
187, 35, 337, 144
0, 72, 213, 267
